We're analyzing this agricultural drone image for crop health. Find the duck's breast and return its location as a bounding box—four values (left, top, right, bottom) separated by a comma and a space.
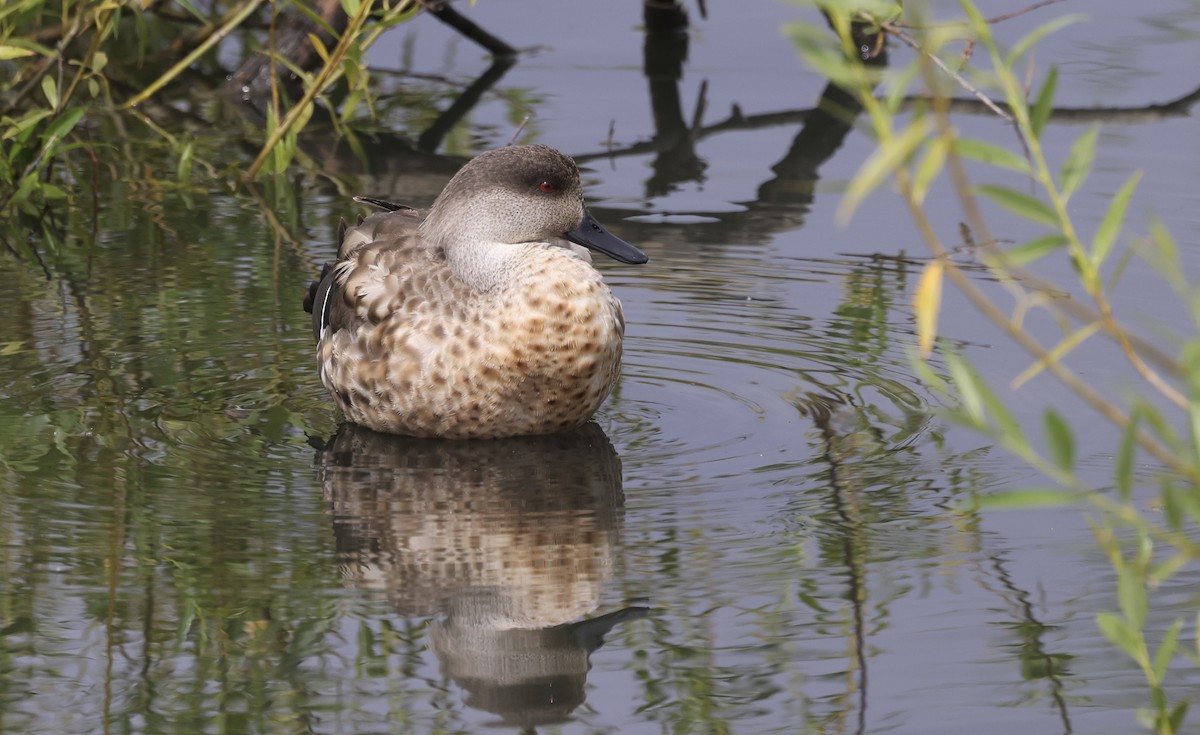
319, 239, 626, 438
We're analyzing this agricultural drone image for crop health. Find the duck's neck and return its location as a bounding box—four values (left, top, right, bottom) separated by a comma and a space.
444, 238, 532, 293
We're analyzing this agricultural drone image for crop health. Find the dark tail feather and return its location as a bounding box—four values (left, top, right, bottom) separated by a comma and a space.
303, 262, 337, 342
302, 262, 333, 315
353, 196, 413, 212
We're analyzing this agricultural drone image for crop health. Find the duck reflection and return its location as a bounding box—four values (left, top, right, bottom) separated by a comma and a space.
314, 422, 647, 728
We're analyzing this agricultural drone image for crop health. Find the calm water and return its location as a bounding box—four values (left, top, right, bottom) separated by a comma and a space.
3, 2, 1200, 733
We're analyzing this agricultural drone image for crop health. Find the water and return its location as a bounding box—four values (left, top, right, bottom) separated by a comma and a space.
3, 1, 1200, 733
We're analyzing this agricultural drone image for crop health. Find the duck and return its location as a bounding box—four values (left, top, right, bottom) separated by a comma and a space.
304, 144, 648, 439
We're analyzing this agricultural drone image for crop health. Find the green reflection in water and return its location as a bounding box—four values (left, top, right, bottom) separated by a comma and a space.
0, 82, 1064, 735
1, 127, 344, 733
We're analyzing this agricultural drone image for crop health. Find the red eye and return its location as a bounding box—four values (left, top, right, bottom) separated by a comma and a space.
538, 180, 555, 193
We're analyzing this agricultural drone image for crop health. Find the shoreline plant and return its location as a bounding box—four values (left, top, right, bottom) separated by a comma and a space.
1, 0, 419, 252
790, 1, 1199, 732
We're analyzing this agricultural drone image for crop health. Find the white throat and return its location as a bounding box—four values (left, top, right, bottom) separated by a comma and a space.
444, 238, 533, 292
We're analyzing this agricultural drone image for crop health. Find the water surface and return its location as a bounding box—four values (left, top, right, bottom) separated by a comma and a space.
3, 2, 1200, 733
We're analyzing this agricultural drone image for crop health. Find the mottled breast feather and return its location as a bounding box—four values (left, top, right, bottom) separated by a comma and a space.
315, 210, 627, 438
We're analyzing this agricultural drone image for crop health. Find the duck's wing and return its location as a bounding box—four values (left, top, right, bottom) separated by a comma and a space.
352, 196, 414, 213
304, 200, 423, 332
314, 209, 466, 343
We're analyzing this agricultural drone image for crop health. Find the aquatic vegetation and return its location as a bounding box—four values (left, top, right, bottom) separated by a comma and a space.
0, 0, 423, 259
790, 1, 1200, 731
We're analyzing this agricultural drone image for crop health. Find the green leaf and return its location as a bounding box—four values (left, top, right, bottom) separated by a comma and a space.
43, 106, 85, 144
174, 0, 205, 20
1174, 477, 1200, 525
1117, 566, 1147, 632
0, 37, 53, 58
883, 57, 922, 115
974, 488, 1077, 509
814, 0, 902, 16
787, 22, 877, 93
1149, 553, 1188, 589
976, 185, 1060, 228
1043, 409, 1075, 471
1059, 125, 1098, 200
0, 45, 36, 60
952, 137, 1032, 175
307, 32, 330, 64
945, 351, 985, 426
1096, 612, 1141, 660
1030, 66, 1058, 140
40, 183, 67, 200
1092, 172, 1140, 268
3, 109, 53, 140
1006, 14, 1088, 64
12, 171, 39, 208
1007, 234, 1068, 266
41, 76, 59, 110
912, 352, 948, 394
1162, 481, 1184, 531
911, 136, 949, 206
976, 373, 1025, 446
293, 100, 315, 132
838, 117, 929, 224
1154, 619, 1182, 683
1168, 701, 1190, 733
1115, 409, 1138, 502
1190, 394, 1200, 470
177, 140, 194, 182
1151, 688, 1168, 717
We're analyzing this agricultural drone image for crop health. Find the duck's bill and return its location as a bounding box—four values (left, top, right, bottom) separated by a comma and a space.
565, 210, 649, 264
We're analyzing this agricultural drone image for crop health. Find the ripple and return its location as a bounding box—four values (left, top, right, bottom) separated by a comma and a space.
604, 246, 940, 487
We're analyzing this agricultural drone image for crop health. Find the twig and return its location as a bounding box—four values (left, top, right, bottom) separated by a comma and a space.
883, 22, 1036, 174
907, 57, 1191, 476
507, 115, 531, 146
122, 0, 266, 109
882, 22, 1012, 123
892, 0, 1068, 29
244, 0, 374, 179
979, 0, 1068, 26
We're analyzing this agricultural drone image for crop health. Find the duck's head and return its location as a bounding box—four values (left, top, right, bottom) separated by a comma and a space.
419, 144, 648, 266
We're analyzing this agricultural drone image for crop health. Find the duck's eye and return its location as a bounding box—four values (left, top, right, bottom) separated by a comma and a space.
538, 180, 556, 193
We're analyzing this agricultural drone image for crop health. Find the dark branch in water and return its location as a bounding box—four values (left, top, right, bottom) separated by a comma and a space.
419, 0, 516, 58
415, 56, 516, 152
573, 84, 1200, 165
